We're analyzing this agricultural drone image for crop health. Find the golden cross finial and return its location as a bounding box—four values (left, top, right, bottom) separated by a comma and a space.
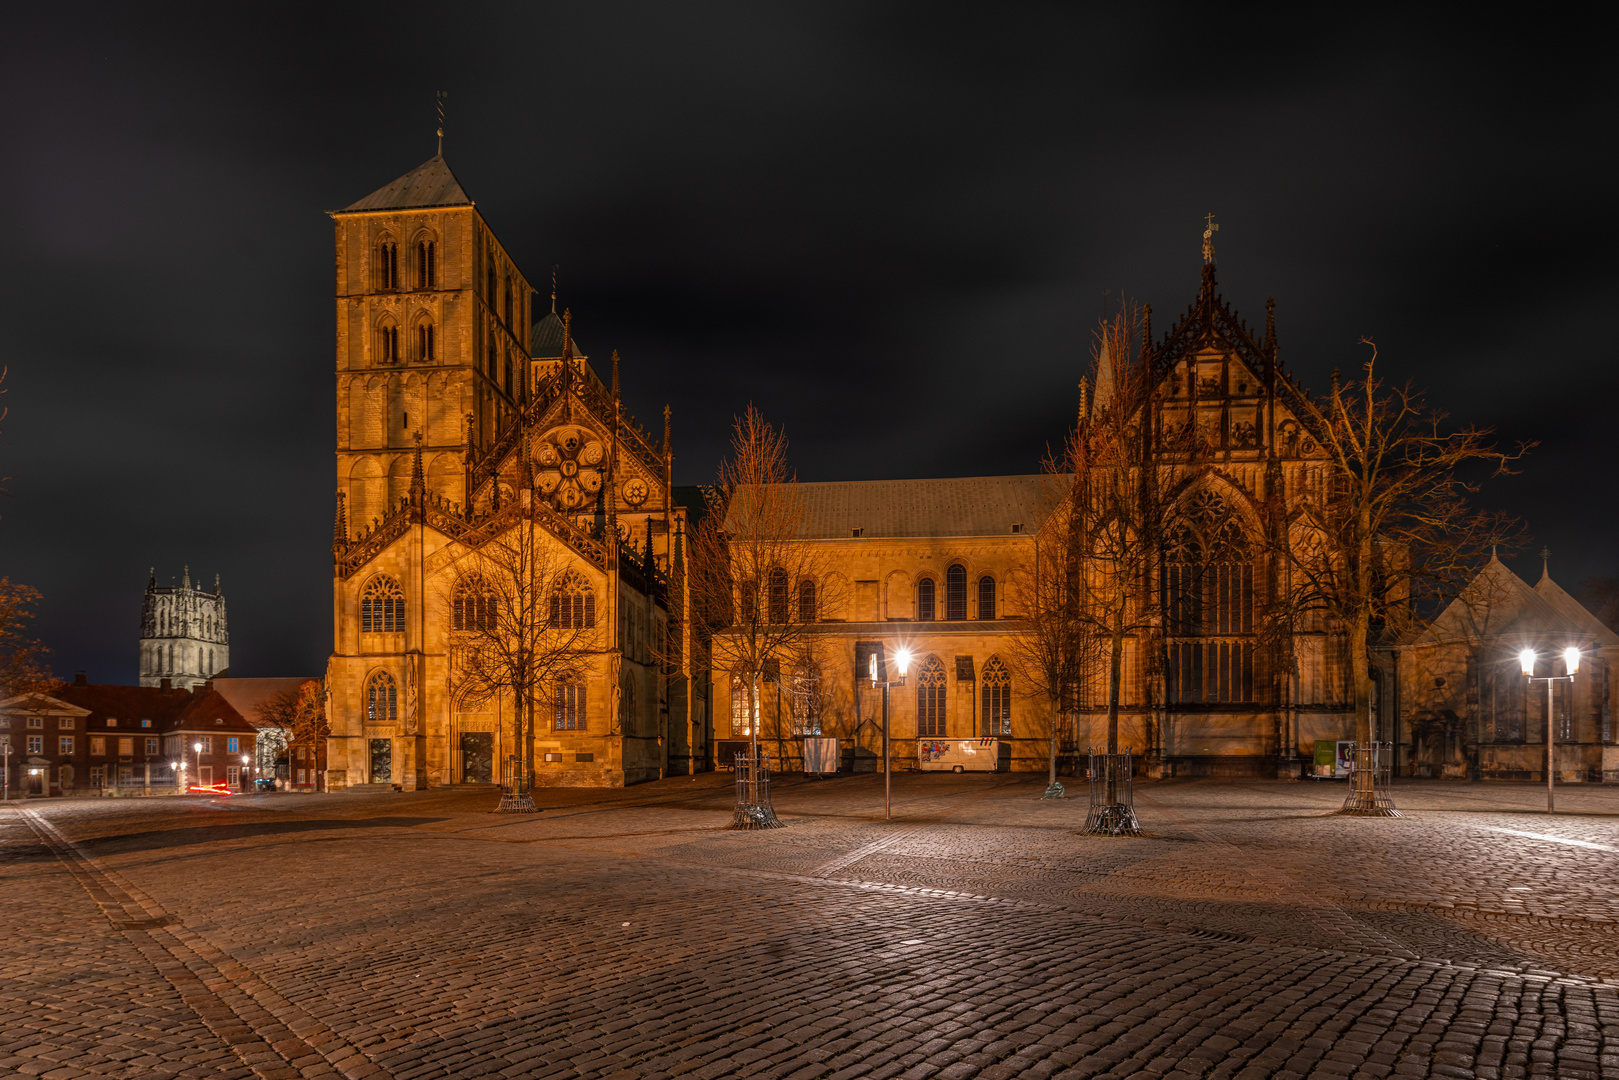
1202, 213, 1219, 265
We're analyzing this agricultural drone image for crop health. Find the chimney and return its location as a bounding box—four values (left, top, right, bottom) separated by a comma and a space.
73, 671, 87, 686
160, 677, 172, 691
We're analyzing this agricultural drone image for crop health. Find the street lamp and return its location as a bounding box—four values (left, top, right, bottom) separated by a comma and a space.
242, 754, 251, 792
869, 647, 911, 821
1519, 647, 1579, 814
192, 741, 202, 790
2, 738, 10, 801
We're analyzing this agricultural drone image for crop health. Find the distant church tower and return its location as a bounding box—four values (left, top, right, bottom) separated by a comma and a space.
139, 567, 229, 689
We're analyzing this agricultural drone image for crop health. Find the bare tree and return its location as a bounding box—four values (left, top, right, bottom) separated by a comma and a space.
690, 406, 844, 826
0, 578, 53, 701
253, 686, 299, 778
444, 498, 600, 811
1280, 340, 1528, 814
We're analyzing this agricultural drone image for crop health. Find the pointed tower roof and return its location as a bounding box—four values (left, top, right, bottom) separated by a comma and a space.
530, 310, 588, 360
340, 155, 473, 213
1093, 335, 1115, 412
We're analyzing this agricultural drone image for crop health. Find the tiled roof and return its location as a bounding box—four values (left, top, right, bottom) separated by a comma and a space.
53, 684, 194, 725
1534, 575, 1619, 648
530, 310, 587, 359
209, 677, 317, 727
1411, 555, 1609, 646
340, 155, 473, 213
787, 475, 1057, 539
175, 690, 258, 732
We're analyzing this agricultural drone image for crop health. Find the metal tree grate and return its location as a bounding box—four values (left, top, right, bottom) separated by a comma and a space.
1337, 742, 1401, 817
1081, 748, 1141, 836
731, 748, 784, 830
496, 755, 538, 814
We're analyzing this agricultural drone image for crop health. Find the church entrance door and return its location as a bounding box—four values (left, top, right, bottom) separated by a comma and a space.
460, 732, 493, 783
370, 739, 392, 783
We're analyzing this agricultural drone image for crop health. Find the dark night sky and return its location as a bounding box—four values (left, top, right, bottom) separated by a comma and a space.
1, 5, 1614, 681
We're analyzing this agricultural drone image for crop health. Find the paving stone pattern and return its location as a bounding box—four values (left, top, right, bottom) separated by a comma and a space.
3, 775, 1619, 1079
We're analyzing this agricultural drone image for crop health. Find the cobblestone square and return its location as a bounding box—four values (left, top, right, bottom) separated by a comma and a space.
4, 776, 1618, 1079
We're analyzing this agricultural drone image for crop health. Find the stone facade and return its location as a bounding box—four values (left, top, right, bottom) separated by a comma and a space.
139, 567, 228, 690
326, 154, 697, 791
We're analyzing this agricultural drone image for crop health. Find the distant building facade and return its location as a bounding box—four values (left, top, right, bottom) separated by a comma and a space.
139, 567, 229, 690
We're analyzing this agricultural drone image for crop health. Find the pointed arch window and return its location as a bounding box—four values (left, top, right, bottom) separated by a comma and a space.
730, 672, 752, 736
768, 568, 790, 624
982, 657, 1012, 736
366, 671, 397, 724
797, 578, 817, 623
415, 239, 436, 288
452, 575, 496, 632
361, 575, 405, 634
377, 239, 399, 290
549, 574, 596, 630
377, 319, 399, 364
504, 353, 514, 396
977, 575, 996, 620
945, 564, 968, 621
917, 577, 936, 621
503, 277, 513, 327
417, 320, 435, 362
1164, 500, 1256, 705
486, 259, 496, 304
554, 672, 586, 731
917, 656, 947, 737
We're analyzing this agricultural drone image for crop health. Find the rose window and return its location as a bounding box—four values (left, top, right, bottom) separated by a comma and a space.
533, 427, 605, 511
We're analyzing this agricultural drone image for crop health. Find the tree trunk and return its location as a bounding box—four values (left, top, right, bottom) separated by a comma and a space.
1106, 629, 1125, 756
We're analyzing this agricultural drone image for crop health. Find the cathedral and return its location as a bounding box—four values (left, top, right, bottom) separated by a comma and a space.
139, 567, 228, 690
326, 153, 693, 790
325, 149, 1616, 788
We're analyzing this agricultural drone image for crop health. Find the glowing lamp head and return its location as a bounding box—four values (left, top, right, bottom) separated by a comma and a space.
1518, 649, 1537, 677
895, 649, 911, 677
193, 742, 201, 753
242, 755, 250, 765
1563, 646, 1581, 676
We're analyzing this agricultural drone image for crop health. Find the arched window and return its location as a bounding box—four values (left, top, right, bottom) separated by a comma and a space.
916, 656, 947, 737
377, 319, 399, 364
417, 320, 435, 362
503, 278, 513, 326
982, 657, 1011, 736
945, 564, 968, 620
730, 672, 752, 736
361, 575, 405, 634
366, 671, 397, 724
797, 578, 817, 623
917, 577, 936, 621
486, 259, 496, 304
768, 568, 790, 624
978, 575, 996, 620
504, 354, 514, 396
377, 239, 398, 290
554, 672, 586, 731
452, 575, 496, 632
415, 239, 436, 289
1164, 495, 1256, 705
549, 574, 596, 629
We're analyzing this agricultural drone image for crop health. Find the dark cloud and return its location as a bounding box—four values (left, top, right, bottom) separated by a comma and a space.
1, 3, 1613, 680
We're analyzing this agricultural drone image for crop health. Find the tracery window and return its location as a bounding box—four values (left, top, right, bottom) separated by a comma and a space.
916, 655, 947, 737
417, 321, 435, 362
377, 239, 398, 290
452, 575, 496, 632
554, 672, 586, 731
377, 320, 399, 364
798, 578, 817, 623
1164, 494, 1256, 705
945, 564, 968, 621
366, 671, 397, 724
730, 672, 752, 736
361, 575, 405, 634
982, 657, 1012, 736
978, 575, 996, 620
549, 574, 596, 630
415, 239, 436, 288
768, 568, 790, 624
917, 577, 936, 621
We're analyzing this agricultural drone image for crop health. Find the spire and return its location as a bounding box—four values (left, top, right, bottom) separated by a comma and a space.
182, 565, 191, 589
1140, 304, 1152, 363
662, 404, 672, 459
214, 573, 221, 595
551, 264, 558, 315
147, 567, 156, 590
1093, 334, 1115, 412
1541, 546, 1551, 582
1078, 376, 1089, 425
560, 309, 573, 389
611, 350, 621, 402
333, 491, 348, 545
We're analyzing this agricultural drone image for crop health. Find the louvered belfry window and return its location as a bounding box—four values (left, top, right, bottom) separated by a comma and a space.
361, 575, 405, 634
945, 564, 968, 621
917, 656, 947, 737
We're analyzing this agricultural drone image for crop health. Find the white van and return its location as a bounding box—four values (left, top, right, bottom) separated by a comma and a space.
917, 737, 1001, 772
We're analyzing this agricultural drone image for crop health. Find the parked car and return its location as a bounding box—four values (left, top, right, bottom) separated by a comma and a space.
254, 778, 277, 792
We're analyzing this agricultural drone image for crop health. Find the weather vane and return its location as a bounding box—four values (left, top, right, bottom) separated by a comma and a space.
436, 90, 448, 155
1202, 213, 1219, 265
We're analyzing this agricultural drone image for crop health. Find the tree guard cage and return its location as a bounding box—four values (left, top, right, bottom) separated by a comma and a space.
1337, 742, 1400, 817
497, 755, 537, 813
1081, 749, 1141, 836
731, 748, 784, 830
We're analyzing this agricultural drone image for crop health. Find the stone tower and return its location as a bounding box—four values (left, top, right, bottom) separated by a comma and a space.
330, 154, 535, 539
139, 567, 229, 689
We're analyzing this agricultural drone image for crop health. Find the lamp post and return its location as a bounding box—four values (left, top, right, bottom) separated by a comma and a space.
192, 741, 202, 790
173, 759, 183, 794
242, 754, 251, 793
2, 738, 10, 801
869, 647, 911, 821
1519, 647, 1579, 814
